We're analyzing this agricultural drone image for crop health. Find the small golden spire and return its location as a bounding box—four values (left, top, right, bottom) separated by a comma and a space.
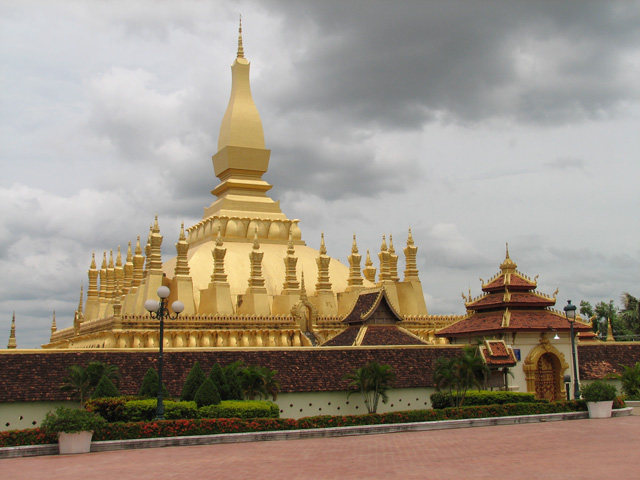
126, 242, 133, 263
108, 249, 114, 268
90, 252, 96, 269
51, 310, 57, 333
216, 225, 223, 247
152, 214, 160, 233
135, 236, 142, 255
319, 232, 327, 255
179, 221, 186, 241
351, 233, 358, 254
101, 251, 107, 269
7, 311, 17, 349
237, 14, 245, 58
407, 227, 415, 246
252, 227, 260, 250
380, 234, 388, 252
300, 272, 308, 302
77, 285, 84, 314
505, 242, 510, 259
389, 234, 395, 254
116, 246, 122, 267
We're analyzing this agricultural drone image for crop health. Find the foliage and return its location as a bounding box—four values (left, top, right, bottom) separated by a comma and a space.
240, 365, 281, 401
41, 406, 106, 433
194, 378, 221, 407
581, 380, 618, 402
430, 390, 536, 409
138, 367, 170, 399
181, 361, 206, 402
619, 293, 640, 336
222, 362, 245, 400
209, 362, 227, 397
60, 362, 121, 407
433, 345, 490, 407
199, 400, 280, 419
606, 362, 640, 400
344, 361, 396, 414
6, 399, 628, 447
91, 375, 121, 399
86, 396, 138, 422
121, 399, 198, 422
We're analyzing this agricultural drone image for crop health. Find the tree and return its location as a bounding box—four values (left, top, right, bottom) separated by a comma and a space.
209, 363, 228, 398
607, 362, 640, 399
620, 293, 640, 337
344, 361, 395, 414
194, 377, 221, 407
580, 300, 596, 332
60, 365, 92, 407
433, 345, 490, 407
181, 361, 206, 401
139, 367, 169, 399
239, 365, 281, 401
223, 362, 245, 400
91, 375, 121, 399
59, 362, 120, 407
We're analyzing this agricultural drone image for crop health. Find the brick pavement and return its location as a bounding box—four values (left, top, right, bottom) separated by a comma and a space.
2, 416, 639, 480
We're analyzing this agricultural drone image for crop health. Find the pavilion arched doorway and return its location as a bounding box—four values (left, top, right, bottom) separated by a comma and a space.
534, 353, 561, 401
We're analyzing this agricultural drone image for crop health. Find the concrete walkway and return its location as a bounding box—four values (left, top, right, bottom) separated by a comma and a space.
2, 415, 639, 479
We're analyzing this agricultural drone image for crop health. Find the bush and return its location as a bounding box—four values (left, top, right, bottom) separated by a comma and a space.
199, 400, 280, 419
121, 399, 198, 422
582, 380, 618, 402
91, 375, 121, 399
41, 406, 106, 433
86, 396, 140, 422
223, 363, 244, 401
181, 361, 206, 402
194, 378, 221, 408
139, 367, 170, 399
430, 390, 536, 409
209, 363, 226, 395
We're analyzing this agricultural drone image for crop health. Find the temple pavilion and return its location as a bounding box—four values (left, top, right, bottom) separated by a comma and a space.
42, 23, 459, 350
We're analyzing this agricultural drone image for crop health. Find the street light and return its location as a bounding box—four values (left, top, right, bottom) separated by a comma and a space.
564, 300, 580, 400
145, 286, 184, 420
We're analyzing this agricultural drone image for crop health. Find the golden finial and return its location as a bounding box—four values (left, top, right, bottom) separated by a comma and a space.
101, 251, 107, 269
152, 214, 160, 233
407, 227, 414, 246
300, 272, 308, 301
126, 242, 133, 263
116, 246, 122, 267
380, 234, 388, 252
135, 236, 142, 255
505, 242, 510, 259
352, 233, 358, 254
51, 310, 57, 332
365, 249, 373, 267
179, 222, 186, 242
108, 249, 114, 268
216, 226, 223, 246
287, 229, 294, 251
90, 251, 96, 269
320, 232, 327, 255
252, 227, 259, 249
389, 234, 395, 254
7, 311, 17, 349
78, 285, 84, 314
237, 14, 245, 58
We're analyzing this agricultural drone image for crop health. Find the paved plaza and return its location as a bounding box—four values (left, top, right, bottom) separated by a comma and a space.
2, 415, 639, 479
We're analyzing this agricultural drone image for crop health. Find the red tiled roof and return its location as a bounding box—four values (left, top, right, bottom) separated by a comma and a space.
360, 326, 427, 346
480, 341, 517, 367
578, 343, 640, 379
0, 347, 464, 402
342, 289, 403, 325
468, 292, 555, 310
322, 327, 360, 346
436, 310, 592, 336
483, 274, 536, 292
342, 292, 380, 324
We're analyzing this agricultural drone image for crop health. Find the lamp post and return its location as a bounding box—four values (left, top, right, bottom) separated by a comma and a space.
564, 300, 580, 399
145, 286, 184, 420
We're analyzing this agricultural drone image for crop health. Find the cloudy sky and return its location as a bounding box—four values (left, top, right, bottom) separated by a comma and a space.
2, 0, 639, 348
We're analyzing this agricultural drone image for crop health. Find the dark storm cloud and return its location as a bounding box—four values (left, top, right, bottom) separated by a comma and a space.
259, 0, 640, 127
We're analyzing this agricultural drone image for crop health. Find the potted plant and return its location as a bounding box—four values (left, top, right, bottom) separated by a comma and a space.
41, 406, 106, 454
581, 380, 618, 419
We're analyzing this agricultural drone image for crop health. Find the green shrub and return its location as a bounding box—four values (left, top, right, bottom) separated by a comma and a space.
41, 406, 106, 433
181, 361, 206, 402
430, 390, 536, 409
209, 363, 226, 394
91, 375, 121, 399
194, 378, 221, 408
581, 380, 618, 402
606, 362, 640, 400
122, 399, 198, 422
223, 363, 244, 401
86, 396, 138, 422
139, 367, 170, 399
199, 400, 280, 419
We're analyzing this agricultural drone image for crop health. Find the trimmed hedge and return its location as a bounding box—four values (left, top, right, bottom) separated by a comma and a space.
0, 398, 626, 447
86, 396, 139, 423
430, 391, 537, 409
199, 401, 279, 419
122, 399, 198, 422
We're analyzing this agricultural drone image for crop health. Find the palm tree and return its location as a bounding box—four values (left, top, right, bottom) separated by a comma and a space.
85, 361, 120, 388
620, 293, 640, 336
344, 361, 395, 414
60, 365, 92, 407
433, 356, 457, 398
241, 365, 268, 400
607, 362, 640, 399
433, 345, 489, 407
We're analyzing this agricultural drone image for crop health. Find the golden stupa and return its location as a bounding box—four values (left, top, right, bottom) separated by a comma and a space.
43, 23, 458, 350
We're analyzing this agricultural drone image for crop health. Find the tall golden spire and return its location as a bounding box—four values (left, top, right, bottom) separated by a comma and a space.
7, 311, 16, 349
237, 15, 245, 58
403, 228, 420, 281
347, 233, 364, 290
363, 249, 376, 283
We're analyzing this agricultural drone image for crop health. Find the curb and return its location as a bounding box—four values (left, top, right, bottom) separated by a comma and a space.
1, 407, 632, 459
